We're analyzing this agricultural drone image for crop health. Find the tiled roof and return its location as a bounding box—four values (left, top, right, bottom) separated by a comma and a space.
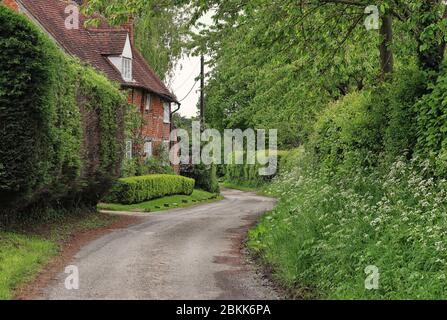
18, 0, 177, 102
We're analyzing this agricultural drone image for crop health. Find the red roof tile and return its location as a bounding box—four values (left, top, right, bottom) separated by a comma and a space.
18, 0, 177, 102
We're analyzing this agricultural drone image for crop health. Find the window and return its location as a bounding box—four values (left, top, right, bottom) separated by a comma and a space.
145, 94, 151, 113
125, 140, 132, 159
163, 102, 170, 123
122, 57, 132, 81
144, 141, 152, 159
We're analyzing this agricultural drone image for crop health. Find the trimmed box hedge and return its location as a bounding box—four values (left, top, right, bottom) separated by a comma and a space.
106, 175, 195, 205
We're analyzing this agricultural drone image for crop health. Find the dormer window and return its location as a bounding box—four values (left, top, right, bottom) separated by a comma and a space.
122, 57, 132, 81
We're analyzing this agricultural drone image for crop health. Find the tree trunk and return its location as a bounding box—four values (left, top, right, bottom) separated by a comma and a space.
380, 15, 394, 79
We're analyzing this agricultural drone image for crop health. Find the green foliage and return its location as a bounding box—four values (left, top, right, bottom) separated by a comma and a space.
250, 152, 447, 299
140, 157, 175, 176
0, 7, 125, 213
310, 91, 386, 172
414, 68, 447, 176
139, 143, 175, 175
181, 163, 220, 194
381, 67, 428, 161
134, 0, 186, 80
78, 67, 125, 175
106, 174, 195, 205
0, 6, 80, 207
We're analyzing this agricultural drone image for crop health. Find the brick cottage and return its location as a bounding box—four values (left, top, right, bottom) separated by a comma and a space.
3, 0, 180, 164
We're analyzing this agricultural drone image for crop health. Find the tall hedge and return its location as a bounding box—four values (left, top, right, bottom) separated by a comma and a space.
0, 6, 126, 214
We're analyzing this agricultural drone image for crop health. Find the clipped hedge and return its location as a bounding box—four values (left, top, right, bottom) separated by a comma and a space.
0, 6, 125, 214
106, 175, 195, 205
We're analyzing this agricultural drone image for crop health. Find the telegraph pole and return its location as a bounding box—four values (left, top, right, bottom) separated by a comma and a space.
200, 55, 205, 131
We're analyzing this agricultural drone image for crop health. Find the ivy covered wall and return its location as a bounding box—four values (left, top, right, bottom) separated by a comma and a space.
0, 6, 126, 215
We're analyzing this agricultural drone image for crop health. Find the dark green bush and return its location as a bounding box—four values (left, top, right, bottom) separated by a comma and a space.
380, 67, 428, 161
106, 174, 195, 204
181, 163, 220, 193
0, 6, 125, 213
414, 68, 447, 176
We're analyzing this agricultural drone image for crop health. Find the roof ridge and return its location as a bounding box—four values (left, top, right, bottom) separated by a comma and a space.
18, 0, 177, 102
133, 49, 176, 99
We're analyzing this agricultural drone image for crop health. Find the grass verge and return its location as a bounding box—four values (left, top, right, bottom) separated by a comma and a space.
248, 156, 447, 299
0, 211, 121, 300
98, 189, 223, 213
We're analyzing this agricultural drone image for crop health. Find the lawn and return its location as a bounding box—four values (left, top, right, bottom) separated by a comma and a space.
98, 189, 222, 213
0, 212, 120, 300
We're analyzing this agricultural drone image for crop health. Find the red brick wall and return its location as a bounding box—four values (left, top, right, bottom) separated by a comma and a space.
3, 0, 19, 11
127, 88, 171, 145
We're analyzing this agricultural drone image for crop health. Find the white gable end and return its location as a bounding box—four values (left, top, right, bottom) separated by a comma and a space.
122, 34, 133, 59
107, 33, 133, 82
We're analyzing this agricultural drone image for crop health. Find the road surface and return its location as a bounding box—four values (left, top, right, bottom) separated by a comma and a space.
39, 189, 278, 300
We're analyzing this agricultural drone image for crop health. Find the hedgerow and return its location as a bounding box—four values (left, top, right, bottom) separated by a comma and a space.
0, 6, 126, 215
223, 151, 288, 188
414, 68, 447, 177
106, 175, 195, 205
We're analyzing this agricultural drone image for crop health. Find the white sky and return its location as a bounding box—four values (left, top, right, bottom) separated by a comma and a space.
167, 11, 213, 118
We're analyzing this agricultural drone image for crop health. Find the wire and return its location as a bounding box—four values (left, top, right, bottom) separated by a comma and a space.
174, 63, 201, 92
178, 79, 199, 103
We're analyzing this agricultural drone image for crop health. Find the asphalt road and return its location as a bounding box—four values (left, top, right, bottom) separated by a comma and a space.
40, 189, 278, 300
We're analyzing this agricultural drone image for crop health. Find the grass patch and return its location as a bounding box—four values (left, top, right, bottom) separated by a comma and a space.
0, 233, 56, 300
98, 189, 222, 213
220, 182, 262, 192
0, 211, 119, 300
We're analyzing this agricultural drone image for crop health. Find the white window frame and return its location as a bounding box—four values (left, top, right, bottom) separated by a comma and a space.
125, 140, 133, 159
145, 94, 151, 113
163, 102, 170, 124
144, 141, 153, 159
122, 57, 132, 81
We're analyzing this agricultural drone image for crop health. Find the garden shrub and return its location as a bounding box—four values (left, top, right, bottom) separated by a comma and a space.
137, 143, 175, 176
181, 163, 220, 193
0, 7, 125, 214
106, 174, 195, 204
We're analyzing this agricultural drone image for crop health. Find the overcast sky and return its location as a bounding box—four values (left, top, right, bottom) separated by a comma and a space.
167, 12, 213, 119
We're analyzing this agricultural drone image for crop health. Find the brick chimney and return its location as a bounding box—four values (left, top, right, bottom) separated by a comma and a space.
3, 0, 19, 11
122, 18, 134, 46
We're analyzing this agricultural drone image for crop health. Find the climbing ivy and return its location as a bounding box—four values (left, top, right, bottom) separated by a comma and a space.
0, 6, 126, 214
